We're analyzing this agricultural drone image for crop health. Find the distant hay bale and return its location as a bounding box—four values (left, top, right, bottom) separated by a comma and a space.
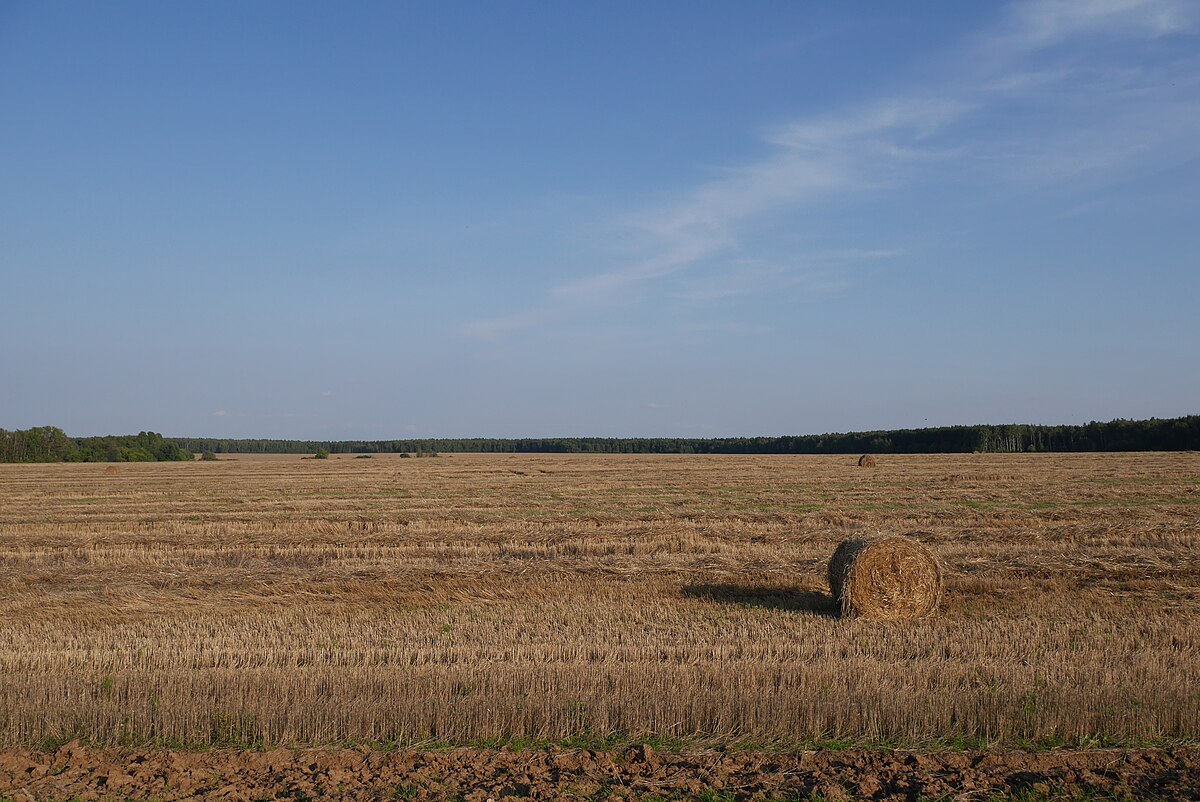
858, 454, 877, 467
104, 465, 118, 476
828, 535, 942, 620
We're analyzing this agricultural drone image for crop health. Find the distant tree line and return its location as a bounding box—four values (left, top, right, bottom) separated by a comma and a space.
0, 427, 193, 463
169, 415, 1199, 456
4, 416, 1195, 463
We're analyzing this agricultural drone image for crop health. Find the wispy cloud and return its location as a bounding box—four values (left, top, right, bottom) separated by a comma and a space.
463, 0, 1198, 340
678, 321, 778, 337
674, 250, 899, 305
987, 0, 1195, 54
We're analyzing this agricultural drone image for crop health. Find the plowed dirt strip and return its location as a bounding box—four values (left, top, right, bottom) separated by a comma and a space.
0, 745, 1196, 801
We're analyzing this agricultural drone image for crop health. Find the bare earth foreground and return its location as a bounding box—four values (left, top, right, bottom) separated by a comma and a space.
1, 743, 1198, 801
0, 452, 1197, 799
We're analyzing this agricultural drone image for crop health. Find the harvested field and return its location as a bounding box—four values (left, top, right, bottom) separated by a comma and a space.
0, 452, 1197, 758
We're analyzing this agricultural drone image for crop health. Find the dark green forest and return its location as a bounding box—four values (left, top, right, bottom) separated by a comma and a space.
170, 415, 1199, 457
0, 428, 192, 463
3, 416, 1196, 463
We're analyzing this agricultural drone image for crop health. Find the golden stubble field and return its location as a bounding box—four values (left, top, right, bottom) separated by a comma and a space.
0, 452, 1196, 749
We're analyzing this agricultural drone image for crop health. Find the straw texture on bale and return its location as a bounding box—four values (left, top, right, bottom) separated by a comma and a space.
828, 535, 942, 619
858, 454, 877, 467
104, 465, 119, 476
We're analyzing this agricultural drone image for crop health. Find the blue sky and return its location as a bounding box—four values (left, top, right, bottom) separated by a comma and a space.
2, 0, 1198, 439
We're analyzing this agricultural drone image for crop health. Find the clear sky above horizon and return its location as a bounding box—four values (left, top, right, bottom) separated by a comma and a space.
2, 0, 1198, 439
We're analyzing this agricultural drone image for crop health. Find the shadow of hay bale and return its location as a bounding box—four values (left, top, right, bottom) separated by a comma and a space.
681, 584, 838, 617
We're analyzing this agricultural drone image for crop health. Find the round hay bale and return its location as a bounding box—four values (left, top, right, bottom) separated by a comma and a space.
828, 535, 942, 619
858, 454, 876, 467
104, 465, 119, 476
